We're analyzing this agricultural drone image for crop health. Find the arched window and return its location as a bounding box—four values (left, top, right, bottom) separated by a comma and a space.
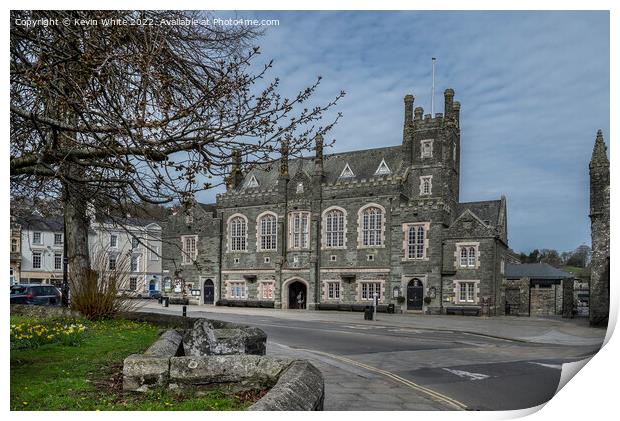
408, 225, 425, 259
460, 247, 468, 267
458, 245, 477, 268
258, 213, 277, 251
467, 247, 476, 267
229, 215, 247, 251
325, 209, 345, 248
361, 206, 383, 247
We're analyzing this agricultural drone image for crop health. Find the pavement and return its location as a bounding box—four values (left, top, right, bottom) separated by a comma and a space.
140, 302, 606, 346
137, 302, 607, 411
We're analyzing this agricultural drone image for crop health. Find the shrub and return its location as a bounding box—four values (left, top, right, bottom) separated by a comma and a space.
69, 251, 140, 320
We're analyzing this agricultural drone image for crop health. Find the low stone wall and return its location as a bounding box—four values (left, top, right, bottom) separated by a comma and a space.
249, 360, 324, 411
122, 314, 324, 410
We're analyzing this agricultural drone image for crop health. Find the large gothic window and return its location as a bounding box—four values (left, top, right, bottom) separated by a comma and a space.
325, 209, 345, 248
289, 211, 310, 249
229, 215, 247, 252
360, 206, 383, 247
258, 213, 277, 251
408, 225, 425, 259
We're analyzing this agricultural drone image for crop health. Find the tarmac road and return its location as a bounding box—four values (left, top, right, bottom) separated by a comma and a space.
140, 303, 603, 411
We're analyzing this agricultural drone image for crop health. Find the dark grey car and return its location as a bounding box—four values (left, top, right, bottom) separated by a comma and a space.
10, 284, 62, 306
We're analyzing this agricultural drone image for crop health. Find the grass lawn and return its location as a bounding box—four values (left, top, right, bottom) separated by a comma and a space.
10, 315, 255, 411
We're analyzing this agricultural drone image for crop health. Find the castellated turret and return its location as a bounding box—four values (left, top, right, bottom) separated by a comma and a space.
402, 88, 461, 209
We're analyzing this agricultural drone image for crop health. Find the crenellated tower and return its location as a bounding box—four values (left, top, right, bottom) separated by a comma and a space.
402, 88, 461, 213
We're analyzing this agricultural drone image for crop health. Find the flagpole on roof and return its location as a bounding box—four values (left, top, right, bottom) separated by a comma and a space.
431, 57, 436, 116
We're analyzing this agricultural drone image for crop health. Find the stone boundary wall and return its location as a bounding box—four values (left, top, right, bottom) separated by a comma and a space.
121, 312, 324, 411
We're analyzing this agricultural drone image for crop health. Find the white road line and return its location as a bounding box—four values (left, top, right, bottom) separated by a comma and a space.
442, 368, 491, 381
529, 362, 563, 370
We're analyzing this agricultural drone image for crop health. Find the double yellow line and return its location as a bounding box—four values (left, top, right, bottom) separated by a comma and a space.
306, 348, 469, 411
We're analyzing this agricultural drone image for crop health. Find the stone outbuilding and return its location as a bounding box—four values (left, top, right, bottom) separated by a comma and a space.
504, 263, 573, 317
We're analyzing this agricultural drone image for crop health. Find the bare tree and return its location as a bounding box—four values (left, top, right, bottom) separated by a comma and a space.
10, 10, 344, 279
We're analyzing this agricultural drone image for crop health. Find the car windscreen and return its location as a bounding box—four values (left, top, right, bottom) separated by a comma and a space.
10, 286, 28, 294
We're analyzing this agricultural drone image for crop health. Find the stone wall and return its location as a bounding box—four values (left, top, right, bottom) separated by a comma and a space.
530, 284, 562, 317
122, 313, 324, 410
503, 278, 530, 316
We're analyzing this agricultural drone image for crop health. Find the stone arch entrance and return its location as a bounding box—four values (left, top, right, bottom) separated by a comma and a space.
407, 278, 424, 310
203, 279, 214, 305
282, 277, 309, 309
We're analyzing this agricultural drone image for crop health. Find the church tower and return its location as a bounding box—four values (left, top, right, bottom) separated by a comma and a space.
589, 129, 610, 327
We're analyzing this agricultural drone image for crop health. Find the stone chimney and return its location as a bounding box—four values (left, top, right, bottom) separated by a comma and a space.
226, 149, 243, 189
314, 134, 324, 176
280, 140, 289, 178
444, 88, 455, 118
404, 94, 414, 126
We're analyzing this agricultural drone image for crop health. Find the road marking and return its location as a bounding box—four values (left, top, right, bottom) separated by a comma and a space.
297, 347, 468, 410
529, 362, 563, 370
442, 368, 491, 381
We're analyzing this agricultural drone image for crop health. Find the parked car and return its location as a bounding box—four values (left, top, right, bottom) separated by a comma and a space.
148, 290, 162, 300
10, 284, 62, 306
117, 289, 144, 299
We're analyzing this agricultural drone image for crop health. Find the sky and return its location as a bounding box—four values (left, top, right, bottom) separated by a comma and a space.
197, 11, 610, 254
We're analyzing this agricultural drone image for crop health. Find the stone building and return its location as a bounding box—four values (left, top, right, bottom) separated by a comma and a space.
504, 263, 573, 317
589, 129, 610, 327
164, 88, 510, 315
161, 203, 221, 305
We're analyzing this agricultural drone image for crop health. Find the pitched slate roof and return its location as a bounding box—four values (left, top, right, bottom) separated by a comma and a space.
505, 263, 572, 280
14, 215, 64, 232
457, 200, 502, 226
237, 145, 404, 190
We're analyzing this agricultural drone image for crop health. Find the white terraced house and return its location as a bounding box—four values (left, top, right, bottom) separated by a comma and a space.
89, 218, 163, 296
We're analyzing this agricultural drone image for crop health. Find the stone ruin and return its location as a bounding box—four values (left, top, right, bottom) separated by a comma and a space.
122, 316, 324, 410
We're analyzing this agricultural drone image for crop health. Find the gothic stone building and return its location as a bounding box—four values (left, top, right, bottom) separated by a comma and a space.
163, 89, 509, 315
589, 129, 610, 327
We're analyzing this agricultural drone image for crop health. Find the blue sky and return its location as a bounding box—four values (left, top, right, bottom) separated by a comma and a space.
198, 11, 610, 254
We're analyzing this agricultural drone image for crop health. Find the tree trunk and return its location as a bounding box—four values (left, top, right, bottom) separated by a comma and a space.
63, 180, 91, 285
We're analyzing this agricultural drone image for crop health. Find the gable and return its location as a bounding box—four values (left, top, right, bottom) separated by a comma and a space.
446, 209, 494, 237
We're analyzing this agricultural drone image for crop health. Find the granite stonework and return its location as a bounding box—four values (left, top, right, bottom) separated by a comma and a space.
182, 319, 266, 356
589, 130, 610, 327
122, 316, 324, 410
161, 89, 510, 316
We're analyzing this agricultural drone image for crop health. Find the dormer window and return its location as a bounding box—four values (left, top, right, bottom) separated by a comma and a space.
296, 182, 304, 194
374, 159, 391, 176
339, 163, 355, 178
246, 175, 259, 188
421, 139, 433, 158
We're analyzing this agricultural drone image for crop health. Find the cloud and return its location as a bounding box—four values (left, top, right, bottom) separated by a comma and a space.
196, 11, 609, 253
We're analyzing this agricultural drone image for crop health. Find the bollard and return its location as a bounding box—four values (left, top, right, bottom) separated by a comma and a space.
158, 296, 162, 305
182, 305, 187, 317
164, 297, 169, 307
